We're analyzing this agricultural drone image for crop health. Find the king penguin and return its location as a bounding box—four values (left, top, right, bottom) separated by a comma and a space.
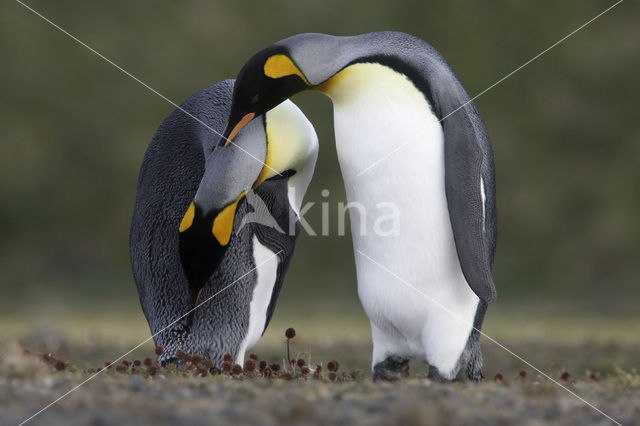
219, 32, 497, 381
130, 80, 318, 366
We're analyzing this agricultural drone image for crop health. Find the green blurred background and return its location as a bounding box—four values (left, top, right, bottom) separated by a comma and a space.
1, 0, 638, 327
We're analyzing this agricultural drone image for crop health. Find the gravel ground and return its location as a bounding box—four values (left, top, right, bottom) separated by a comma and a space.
1, 338, 638, 426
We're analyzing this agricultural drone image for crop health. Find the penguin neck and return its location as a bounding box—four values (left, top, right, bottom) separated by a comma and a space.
261, 102, 319, 216
318, 61, 424, 105
317, 62, 440, 182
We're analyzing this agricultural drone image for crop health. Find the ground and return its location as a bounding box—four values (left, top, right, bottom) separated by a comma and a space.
0, 305, 638, 425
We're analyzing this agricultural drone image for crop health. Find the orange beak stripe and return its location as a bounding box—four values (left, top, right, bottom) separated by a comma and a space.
194, 288, 203, 308
224, 112, 255, 147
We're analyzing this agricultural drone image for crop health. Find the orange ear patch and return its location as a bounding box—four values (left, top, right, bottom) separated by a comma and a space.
211, 192, 247, 245
179, 201, 195, 232
264, 54, 310, 85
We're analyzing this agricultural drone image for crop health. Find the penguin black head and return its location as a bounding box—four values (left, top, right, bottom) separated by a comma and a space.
179, 99, 318, 294
178, 115, 267, 289
222, 46, 311, 146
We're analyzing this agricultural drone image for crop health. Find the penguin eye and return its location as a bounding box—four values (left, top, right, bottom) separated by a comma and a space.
250, 94, 260, 105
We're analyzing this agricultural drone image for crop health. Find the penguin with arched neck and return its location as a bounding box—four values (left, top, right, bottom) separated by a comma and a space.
220, 32, 497, 381
130, 80, 318, 366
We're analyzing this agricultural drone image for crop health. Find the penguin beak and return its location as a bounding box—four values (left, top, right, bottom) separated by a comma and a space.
224, 112, 255, 147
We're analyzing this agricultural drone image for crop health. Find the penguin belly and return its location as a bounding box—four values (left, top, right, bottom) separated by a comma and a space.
235, 235, 279, 363
326, 63, 480, 378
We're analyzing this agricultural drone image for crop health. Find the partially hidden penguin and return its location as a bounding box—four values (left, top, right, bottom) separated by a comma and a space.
130, 79, 318, 366
218, 32, 497, 381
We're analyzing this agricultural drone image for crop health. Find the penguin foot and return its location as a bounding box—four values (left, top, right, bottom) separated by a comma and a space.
158, 356, 178, 368
373, 356, 409, 382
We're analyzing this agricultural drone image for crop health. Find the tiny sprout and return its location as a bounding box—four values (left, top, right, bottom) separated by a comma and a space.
285, 328, 296, 339
155, 346, 164, 356
263, 367, 273, 378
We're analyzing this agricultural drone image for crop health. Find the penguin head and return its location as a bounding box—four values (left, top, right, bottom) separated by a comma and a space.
221, 46, 312, 146
179, 99, 317, 253
180, 115, 266, 250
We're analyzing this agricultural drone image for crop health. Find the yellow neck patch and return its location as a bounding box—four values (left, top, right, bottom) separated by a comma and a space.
179, 201, 195, 232
211, 191, 247, 246
254, 100, 314, 187
264, 54, 310, 85
316, 62, 420, 107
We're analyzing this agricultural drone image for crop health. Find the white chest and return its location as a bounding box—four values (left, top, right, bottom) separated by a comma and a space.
235, 236, 279, 363
322, 63, 479, 359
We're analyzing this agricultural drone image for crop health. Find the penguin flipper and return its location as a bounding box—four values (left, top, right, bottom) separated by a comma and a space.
441, 101, 497, 304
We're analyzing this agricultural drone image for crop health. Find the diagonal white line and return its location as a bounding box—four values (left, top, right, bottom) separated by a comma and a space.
18, 250, 282, 426
439, 0, 623, 123
356, 249, 622, 426
14, 0, 282, 178
13, 1, 627, 425
356, 0, 624, 176
356, 132, 424, 177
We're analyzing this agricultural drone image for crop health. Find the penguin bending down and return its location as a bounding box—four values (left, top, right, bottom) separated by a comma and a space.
130, 80, 318, 366
219, 32, 497, 381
